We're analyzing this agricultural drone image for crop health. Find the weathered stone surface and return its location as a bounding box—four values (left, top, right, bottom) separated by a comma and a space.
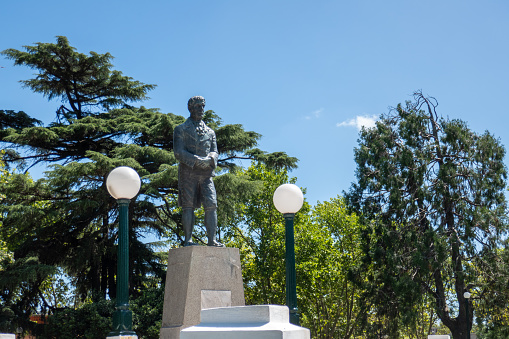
159, 246, 244, 339
201, 290, 232, 309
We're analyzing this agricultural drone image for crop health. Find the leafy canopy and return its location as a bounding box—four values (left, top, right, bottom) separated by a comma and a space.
0, 36, 298, 335
2, 36, 155, 120
347, 91, 508, 339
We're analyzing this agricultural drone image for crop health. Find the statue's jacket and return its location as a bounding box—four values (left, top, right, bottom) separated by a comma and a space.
173, 118, 218, 178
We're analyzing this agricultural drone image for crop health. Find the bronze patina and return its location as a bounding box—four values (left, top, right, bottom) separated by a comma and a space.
174, 96, 224, 247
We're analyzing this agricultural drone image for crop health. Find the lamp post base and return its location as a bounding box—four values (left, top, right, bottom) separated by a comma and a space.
108, 309, 137, 338
289, 307, 300, 326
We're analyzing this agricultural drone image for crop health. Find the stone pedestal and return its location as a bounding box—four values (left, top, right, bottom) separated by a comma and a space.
180, 305, 310, 339
428, 336, 450, 339
159, 246, 245, 339
0, 334, 15, 339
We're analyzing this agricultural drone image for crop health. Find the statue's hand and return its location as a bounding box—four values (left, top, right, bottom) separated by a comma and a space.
195, 157, 213, 169
207, 152, 217, 169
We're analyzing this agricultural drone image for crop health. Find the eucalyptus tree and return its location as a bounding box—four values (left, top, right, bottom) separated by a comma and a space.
347, 91, 508, 338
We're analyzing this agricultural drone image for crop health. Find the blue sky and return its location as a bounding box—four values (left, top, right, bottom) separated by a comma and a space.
1, 0, 509, 205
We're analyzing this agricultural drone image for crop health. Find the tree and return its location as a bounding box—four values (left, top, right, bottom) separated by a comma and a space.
473, 240, 509, 338
2, 36, 154, 121
226, 163, 294, 306
40, 299, 114, 339
0, 152, 56, 334
0, 37, 297, 330
301, 197, 366, 339
347, 91, 508, 338
228, 163, 367, 339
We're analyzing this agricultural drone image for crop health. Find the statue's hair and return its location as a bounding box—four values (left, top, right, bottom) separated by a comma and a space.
188, 96, 205, 110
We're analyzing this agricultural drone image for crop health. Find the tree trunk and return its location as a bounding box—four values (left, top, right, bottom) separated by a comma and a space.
450, 324, 468, 339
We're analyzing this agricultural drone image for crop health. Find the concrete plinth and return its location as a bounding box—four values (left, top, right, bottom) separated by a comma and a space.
181, 305, 310, 339
428, 336, 450, 339
159, 246, 245, 339
0, 334, 15, 339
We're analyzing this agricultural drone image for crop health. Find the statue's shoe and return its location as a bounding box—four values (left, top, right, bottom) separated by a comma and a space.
183, 241, 199, 247
208, 240, 225, 248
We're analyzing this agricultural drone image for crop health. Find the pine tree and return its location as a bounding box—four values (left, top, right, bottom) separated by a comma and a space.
0, 36, 297, 326
347, 91, 508, 338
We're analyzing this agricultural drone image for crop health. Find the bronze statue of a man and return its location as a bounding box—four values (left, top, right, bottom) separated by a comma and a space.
173, 96, 224, 247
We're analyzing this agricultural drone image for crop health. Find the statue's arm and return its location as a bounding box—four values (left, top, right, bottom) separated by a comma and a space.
208, 131, 218, 169
174, 126, 199, 168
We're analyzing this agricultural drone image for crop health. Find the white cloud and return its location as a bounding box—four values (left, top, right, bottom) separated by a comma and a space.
305, 108, 323, 120
337, 115, 378, 130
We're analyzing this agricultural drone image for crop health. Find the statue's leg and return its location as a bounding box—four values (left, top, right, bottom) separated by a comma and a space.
205, 208, 224, 247
182, 207, 196, 246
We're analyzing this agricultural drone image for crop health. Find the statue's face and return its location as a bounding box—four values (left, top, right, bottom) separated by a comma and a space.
189, 101, 205, 121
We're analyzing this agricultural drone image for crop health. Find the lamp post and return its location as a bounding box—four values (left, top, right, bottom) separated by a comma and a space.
273, 183, 304, 326
464, 292, 471, 339
106, 166, 141, 338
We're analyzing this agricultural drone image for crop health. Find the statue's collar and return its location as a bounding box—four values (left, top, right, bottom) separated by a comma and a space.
187, 118, 207, 135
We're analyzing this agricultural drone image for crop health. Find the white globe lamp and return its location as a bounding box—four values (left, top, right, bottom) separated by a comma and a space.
273, 184, 304, 215
106, 166, 141, 200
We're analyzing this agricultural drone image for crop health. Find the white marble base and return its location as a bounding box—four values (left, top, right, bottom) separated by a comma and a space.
428, 336, 450, 339
180, 305, 310, 339
0, 334, 15, 339
106, 335, 138, 339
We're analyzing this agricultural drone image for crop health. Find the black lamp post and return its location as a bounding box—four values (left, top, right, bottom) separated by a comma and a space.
273, 183, 304, 326
106, 166, 141, 338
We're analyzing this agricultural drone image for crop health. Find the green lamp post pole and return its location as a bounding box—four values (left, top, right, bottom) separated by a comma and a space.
273, 184, 304, 326
106, 166, 141, 338
283, 212, 298, 325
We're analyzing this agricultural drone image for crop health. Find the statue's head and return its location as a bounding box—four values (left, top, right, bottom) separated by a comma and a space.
188, 96, 206, 121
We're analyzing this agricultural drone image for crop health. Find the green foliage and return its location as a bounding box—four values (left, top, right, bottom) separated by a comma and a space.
299, 197, 366, 339
347, 91, 508, 338
0, 155, 58, 333
0, 256, 55, 333
228, 164, 367, 339
227, 163, 291, 305
0, 36, 298, 334
0, 110, 41, 141
478, 324, 509, 339
39, 268, 79, 310
2, 36, 155, 120
474, 241, 509, 337
131, 286, 165, 339
39, 287, 163, 339
40, 299, 114, 339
